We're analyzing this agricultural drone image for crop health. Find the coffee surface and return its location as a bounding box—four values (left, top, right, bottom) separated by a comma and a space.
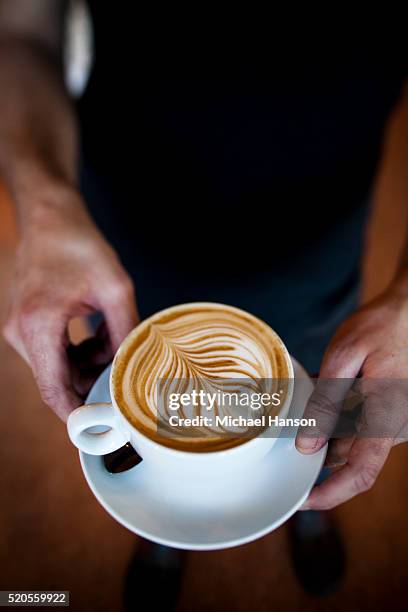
112, 303, 291, 451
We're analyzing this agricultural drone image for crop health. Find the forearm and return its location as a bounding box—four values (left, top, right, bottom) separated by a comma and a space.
0, 36, 81, 230
390, 230, 408, 296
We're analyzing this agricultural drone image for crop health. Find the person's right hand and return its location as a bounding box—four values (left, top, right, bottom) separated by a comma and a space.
2, 186, 139, 421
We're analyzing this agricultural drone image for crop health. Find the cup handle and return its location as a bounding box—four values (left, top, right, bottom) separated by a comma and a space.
67, 402, 131, 456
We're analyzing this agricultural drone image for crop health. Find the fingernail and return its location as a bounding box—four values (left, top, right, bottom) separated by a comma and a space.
296, 436, 325, 453
325, 457, 346, 468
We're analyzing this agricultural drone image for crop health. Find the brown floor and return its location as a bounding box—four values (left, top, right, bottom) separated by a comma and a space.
1, 89, 408, 611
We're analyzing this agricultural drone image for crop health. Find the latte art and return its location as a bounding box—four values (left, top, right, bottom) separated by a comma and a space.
112, 303, 292, 451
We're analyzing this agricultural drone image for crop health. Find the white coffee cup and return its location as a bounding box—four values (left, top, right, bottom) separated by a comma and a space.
67, 303, 294, 477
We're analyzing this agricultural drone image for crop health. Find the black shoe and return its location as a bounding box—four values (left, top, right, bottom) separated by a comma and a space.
287, 510, 346, 597
124, 540, 186, 611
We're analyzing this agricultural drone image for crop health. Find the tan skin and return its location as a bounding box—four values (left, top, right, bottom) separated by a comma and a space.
0, 0, 139, 421
296, 280, 408, 510
3, 187, 138, 421
1, 0, 408, 509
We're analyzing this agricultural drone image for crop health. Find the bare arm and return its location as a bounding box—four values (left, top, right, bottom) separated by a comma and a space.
0, 0, 77, 211
0, 0, 138, 421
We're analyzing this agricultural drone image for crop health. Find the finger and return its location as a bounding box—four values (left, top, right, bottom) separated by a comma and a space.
1, 279, 29, 359
325, 436, 355, 467
301, 436, 393, 510
68, 321, 113, 368
71, 362, 108, 397
296, 339, 366, 454
22, 314, 82, 421
2, 313, 30, 363
68, 324, 114, 397
97, 276, 138, 352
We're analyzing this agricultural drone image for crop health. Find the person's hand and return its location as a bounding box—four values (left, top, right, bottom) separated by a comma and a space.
2, 186, 138, 421
295, 278, 408, 509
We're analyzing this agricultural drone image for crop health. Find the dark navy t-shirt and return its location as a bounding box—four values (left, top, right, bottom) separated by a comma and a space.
78, 5, 406, 272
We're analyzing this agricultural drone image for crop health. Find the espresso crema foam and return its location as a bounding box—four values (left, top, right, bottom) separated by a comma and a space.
112, 303, 291, 452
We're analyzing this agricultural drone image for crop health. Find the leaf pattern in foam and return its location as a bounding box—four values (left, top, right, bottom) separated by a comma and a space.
117, 307, 289, 442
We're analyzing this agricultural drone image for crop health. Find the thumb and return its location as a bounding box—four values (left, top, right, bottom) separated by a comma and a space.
295, 340, 365, 454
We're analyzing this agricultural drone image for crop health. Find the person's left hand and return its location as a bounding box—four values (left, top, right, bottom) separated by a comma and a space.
295, 277, 408, 509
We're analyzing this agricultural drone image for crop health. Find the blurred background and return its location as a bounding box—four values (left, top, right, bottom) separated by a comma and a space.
1, 2, 408, 611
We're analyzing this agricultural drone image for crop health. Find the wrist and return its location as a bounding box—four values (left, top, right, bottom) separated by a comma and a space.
13, 172, 89, 237
2, 148, 83, 226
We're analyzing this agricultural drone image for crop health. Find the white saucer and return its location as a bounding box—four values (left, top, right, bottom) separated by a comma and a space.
79, 359, 326, 551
